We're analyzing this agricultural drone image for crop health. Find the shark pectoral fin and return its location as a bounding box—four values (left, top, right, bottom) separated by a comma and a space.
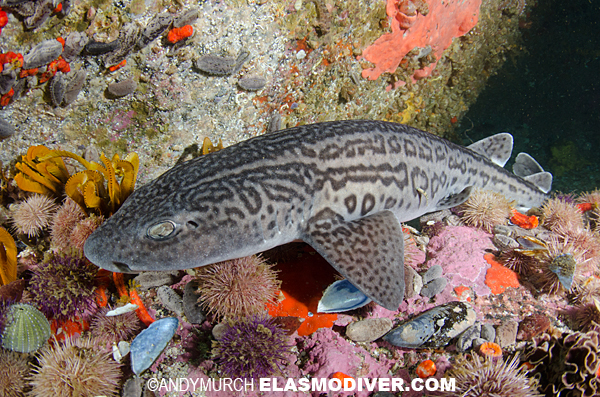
467, 133, 513, 167
302, 210, 405, 311
434, 186, 473, 210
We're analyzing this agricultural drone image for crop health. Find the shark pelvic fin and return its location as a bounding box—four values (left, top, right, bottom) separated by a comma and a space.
302, 209, 405, 311
435, 186, 474, 211
513, 153, 553, 193
467, 133, 513, 167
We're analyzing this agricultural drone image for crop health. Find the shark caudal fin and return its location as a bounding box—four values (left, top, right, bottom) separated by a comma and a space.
302, 210, 405, 311
467, 133, 513, 167
513, 152, 553, 193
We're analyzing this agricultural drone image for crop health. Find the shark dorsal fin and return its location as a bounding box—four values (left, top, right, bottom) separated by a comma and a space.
524, 172, 553, 194
467, 133, 513, 167
513, 152, 552, 193
513, 152, 544, 177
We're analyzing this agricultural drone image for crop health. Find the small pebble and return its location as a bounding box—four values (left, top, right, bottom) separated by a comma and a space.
493, 234, 519, 250
130, 317, 178, 375
493, 224, 514, 237
183, 280, 205, 324
157, 286, 184, 316
471, 337, 488, 350
138, 13, 173, 49
195, 55, 236, 76
517, 313, 551, 341
49, 72, 65, 107
420, 277, 447, 298
134, 271, 179, 290
85, 39, 119, 56
267, 112, 281, 133
404, 266, 421, 299
174, 7, 198, 28
63, 70, 87, 105
62, 31, 89, 62
0, 71, 17, 95
495, 320, 518, 347
238, 75, 266, 91
103, 23, 141, 67
23, 39, 63, 69
212, 322, 227, 340
107, 78, 137, 98
481, 323, 496, 342
296, 50, 306, 59
422, 265, 443, 284
0, 119, 15, 140
122, 377, 142, 397
456, 322, 481, 352
346, 318, 393, 343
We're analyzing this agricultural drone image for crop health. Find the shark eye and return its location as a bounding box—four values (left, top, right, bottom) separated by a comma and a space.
147, 221, 177, 240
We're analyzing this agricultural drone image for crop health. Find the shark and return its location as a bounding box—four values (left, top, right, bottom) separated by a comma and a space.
83, 120, 552, 310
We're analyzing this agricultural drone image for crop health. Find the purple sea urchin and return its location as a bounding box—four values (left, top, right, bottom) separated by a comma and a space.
212, 316, 291, 379
28, 252, 97, 321
0, 349, 29, 397
195, 255, 280, 319
9, 194, 58, 237
90, 306, 142, 346
457, 189, 514, 232
29, 336, 122, 397
570, 300, 600, 333
439, 354, 542, 397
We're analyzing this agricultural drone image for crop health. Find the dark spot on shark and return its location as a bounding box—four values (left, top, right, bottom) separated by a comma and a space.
361, 193, 376, 216
344, 194, 357, 214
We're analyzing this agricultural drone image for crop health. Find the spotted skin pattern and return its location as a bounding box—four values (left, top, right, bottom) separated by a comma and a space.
84, 120, 549, 310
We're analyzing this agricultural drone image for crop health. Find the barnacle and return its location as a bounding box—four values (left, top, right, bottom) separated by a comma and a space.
14, 145, 139, 216
0, 227, 17, 286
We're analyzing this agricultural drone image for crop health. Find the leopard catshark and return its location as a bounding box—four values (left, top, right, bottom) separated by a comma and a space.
83, 120, 552, 310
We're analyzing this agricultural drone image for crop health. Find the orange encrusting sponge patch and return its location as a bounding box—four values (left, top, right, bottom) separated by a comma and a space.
484, 253, 520, 294
267, 247, 338, 336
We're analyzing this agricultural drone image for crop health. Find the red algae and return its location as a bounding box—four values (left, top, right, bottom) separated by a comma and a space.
266, 247, 337, 336
362, 0, 482, 85
484, 253, 520, 294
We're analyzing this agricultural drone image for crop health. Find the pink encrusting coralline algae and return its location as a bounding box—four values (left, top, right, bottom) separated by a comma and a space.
361, 0, 482, 88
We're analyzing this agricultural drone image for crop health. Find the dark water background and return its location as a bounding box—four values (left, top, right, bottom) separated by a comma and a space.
457, 0, 600, 194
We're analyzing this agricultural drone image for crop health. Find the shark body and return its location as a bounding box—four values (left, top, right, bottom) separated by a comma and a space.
84, 120, 551, 310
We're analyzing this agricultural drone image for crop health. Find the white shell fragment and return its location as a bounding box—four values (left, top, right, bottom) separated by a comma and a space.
317, 279, 371, 313
106, 303, 139, 316
130, 317, 179, 375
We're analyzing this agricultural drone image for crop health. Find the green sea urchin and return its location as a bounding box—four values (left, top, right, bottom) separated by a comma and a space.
0, 349, 30, 397
1, 303, 51, 353
9, 194, 58, 237
458, 189, 514, 232
440, 354, 542, 397
542, 197, 585, 235
212, 316, 291, 379
195, 255, 280, 319
28, 252, 97, 321
29, 336, 122, 397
